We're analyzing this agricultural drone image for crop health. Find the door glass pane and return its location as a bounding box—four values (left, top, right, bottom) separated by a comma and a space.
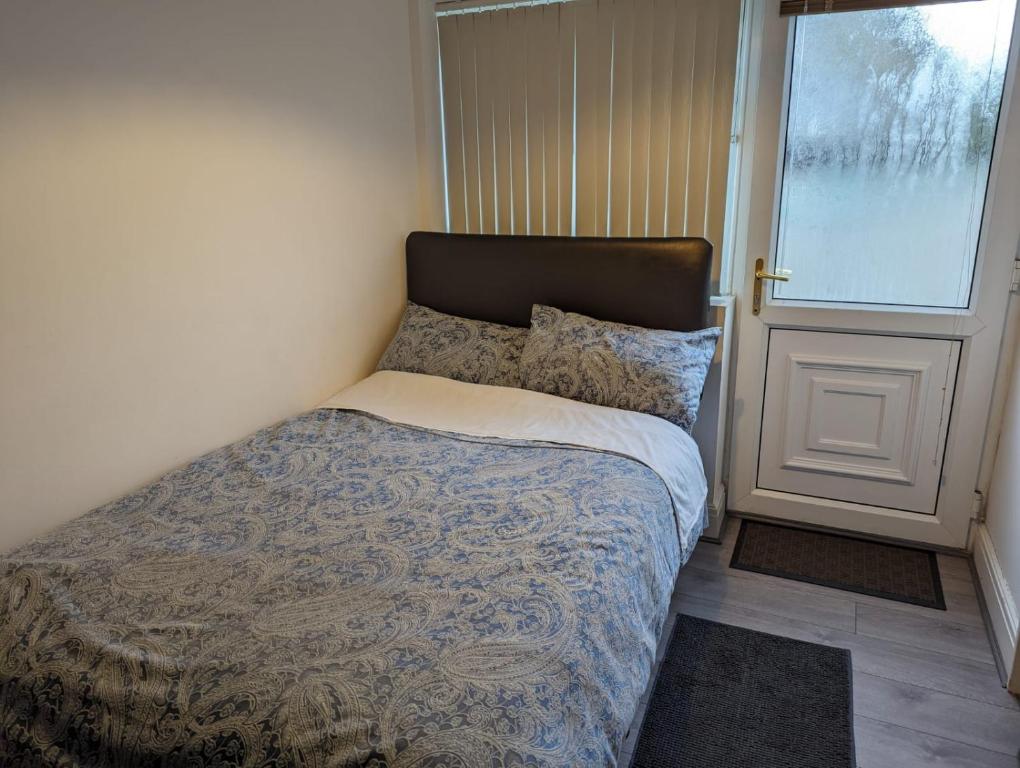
775, 0, 1016, 308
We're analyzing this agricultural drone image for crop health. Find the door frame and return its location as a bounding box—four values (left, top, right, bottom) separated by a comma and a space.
726, 0, 1020, 549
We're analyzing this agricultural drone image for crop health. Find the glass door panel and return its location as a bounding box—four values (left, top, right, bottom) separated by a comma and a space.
774, 0, 1016, 308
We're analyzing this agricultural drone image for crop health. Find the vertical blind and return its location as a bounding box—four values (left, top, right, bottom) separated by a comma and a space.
436, 0, 742, 248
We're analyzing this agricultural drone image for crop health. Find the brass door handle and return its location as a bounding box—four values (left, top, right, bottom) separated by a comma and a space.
753, 258, 790, 315
755, 265, 790, 282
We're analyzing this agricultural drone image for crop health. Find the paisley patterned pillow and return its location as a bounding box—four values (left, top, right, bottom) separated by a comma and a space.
520, 305, 721, 432
377, 302, 528, 388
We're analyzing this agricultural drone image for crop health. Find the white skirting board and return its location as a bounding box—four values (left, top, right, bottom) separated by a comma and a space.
692, 296, 735, 542
972, 523, 1020, 692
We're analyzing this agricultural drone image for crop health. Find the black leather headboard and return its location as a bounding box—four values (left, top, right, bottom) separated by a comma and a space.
405, 232, 713, 331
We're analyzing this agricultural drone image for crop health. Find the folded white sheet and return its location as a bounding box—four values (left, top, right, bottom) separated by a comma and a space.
320, 371, 708, 556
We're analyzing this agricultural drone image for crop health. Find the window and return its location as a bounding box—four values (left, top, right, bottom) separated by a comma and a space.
773, 0, 1016, 308
435, 0, 742, 251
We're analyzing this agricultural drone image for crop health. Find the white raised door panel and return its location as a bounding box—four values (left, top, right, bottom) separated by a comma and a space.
758, 331, 958, 514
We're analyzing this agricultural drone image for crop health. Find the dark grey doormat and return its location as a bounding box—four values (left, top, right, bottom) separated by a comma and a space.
730, 519, 945, 610
631, 614, 855, 768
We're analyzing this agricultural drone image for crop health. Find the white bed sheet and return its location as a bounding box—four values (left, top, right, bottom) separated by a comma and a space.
321, 370, 708, 556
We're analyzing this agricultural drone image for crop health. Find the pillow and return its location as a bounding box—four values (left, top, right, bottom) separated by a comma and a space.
377, 302, 528, 388
519, 304, 721, 432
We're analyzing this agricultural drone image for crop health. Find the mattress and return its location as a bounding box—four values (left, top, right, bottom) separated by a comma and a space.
0, 372, 707, 767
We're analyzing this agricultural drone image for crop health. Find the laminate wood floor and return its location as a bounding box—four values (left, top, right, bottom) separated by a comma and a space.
620, 518, 1020, 768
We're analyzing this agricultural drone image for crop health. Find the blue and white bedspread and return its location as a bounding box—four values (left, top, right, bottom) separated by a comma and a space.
0, 372, 707, 767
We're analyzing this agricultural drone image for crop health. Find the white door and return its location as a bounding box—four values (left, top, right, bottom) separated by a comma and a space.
727, 0, 1020, 548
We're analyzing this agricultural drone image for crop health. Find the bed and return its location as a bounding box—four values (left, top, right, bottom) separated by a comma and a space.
0, 232, 714, 767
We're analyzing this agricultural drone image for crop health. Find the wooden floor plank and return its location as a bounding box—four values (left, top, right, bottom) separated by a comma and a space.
938, 552, 975, 580
672, 563, 856, 631
855, 716, 1019, 768
856, 602, 995, 664
854, 672, 1020, 756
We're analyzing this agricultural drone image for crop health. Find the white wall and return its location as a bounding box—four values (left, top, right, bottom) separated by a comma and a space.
987, 303, 1020, 598
0, 1, 420, 550
979, 299, 1020, 691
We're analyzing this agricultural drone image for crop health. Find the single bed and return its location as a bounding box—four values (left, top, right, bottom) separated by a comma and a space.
0, 232, 713, 767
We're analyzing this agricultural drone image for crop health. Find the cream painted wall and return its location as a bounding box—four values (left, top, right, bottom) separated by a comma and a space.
987, 302, 1020, 602
0, 2, 420, 550
981, 298, 1020, 689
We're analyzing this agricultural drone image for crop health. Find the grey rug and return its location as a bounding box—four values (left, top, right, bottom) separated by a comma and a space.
631, 614, 855, 768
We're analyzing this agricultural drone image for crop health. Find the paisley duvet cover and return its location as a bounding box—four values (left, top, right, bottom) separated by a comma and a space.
0, 373, 706, 767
